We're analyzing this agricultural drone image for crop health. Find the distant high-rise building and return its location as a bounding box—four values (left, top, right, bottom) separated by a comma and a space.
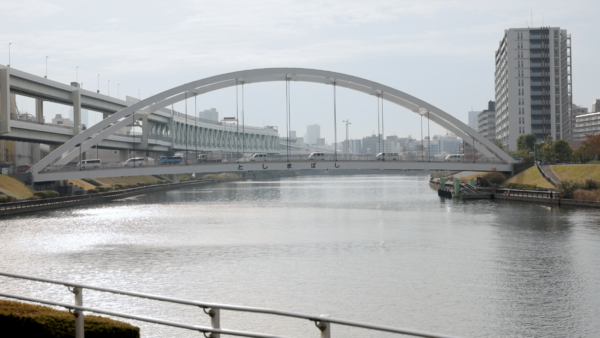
289, 130, 296, 138
592, 99, 600, 113
349, 139, 362, 153
316, 138, 325, 146
439, 134, 461, 154
494, 27, 572, 149
199, 108, 219, 122
362, 134, 380, 155
572, 103, 588, 117
477, 101, 497, 142
573, 112, 600, 141
468, 111, 480, 130
306, 124, 321, 144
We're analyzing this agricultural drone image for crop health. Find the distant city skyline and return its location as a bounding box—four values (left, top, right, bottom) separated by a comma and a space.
3, 1, 599, 143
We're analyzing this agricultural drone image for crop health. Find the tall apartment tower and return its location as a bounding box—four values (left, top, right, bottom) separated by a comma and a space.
494, 27, 572, 150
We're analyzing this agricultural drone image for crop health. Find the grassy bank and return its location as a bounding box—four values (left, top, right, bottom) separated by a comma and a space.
0, 176, 34, 199
0, 300, 139, 337
504, 166, 554, 189
550, 164, 600, 181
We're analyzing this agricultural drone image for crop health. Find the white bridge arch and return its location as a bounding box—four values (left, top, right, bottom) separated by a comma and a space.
32, 68, 514, 177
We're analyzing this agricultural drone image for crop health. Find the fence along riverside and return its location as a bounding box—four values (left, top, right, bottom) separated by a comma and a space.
0, 271, 463, 338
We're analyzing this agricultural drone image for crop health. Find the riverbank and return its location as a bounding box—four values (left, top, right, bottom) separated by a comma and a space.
0, 180, 210, 217
0, 171, 302, 216
430, 176, 600, 209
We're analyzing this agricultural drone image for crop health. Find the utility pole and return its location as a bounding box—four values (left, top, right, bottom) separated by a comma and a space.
343, 119, 351, 154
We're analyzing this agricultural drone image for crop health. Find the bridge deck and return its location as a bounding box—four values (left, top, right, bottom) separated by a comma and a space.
34, 160, 512, 182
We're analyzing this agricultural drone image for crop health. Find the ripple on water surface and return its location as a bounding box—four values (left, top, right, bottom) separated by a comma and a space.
1, 174, 600, 337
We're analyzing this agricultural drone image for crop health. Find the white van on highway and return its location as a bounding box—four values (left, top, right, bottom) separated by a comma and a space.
77, 159, 101, 169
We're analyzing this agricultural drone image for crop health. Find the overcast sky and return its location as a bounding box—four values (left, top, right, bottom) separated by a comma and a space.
1, 0, 598, 142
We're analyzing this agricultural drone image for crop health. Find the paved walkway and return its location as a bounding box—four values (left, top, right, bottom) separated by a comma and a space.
540, 165, 560, 186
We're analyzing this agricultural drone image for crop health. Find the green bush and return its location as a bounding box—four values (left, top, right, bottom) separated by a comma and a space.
34, 191, 49, 199
478, 171, 506, 187
97, 186, 107, 192
46, 191, 60, 198
557, 179, 585, 199
0, 300, 139, 338
0, 195, 8, 203
74, 190, 84, 196
583, 178, 600, 190
87, 189, 98, 194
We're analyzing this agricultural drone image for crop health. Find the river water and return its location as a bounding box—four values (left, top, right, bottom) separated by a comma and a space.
1, 174, 600, 337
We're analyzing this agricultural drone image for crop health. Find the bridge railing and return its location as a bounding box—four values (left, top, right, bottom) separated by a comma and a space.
0, 271, 462, 338
39, 153, 507, 173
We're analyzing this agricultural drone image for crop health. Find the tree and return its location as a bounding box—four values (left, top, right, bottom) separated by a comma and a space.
492, 139, 504, 149
580, 134, 600, 160
517, 134, 537, 153
538, 142, 555, 163
553, 140, 573, 163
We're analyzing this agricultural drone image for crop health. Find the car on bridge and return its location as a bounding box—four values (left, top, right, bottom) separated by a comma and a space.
123, 157, 146, 167
16, 165, 31, 173
376, 153, 400, 161
158, 156, 186, 165
444, 154, 463, 162
308, 152, 325, 160
250, 153, 268, 161
77, 159, 101, 169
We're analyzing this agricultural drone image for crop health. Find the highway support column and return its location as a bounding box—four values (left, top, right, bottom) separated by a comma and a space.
141, 113, 148, 151
0, 67, 10, 134
72, 89, 81, 135
35, 99, 44, 123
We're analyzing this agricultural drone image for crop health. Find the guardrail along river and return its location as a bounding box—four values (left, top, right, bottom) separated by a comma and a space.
1, 174, 599, 337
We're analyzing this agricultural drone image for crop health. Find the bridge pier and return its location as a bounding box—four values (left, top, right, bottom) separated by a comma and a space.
0, 67, 10, 134
72, 89, 81, 135
35, 99, 44, 123
169, 174, 179, 183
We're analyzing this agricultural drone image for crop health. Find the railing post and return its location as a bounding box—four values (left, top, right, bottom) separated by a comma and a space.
203, 307, 220, 338
73, 287, 84, 338
315, 315, 330, 338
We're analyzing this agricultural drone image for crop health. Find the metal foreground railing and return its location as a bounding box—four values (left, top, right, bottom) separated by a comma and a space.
0, 272, 463, 338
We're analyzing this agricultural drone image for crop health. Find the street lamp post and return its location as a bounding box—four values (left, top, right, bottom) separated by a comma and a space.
343, 119, 351, 154
8, 43, 11, 67
76, 67, 78, 84
97, 74, 100, 93
45, 56, 48, 78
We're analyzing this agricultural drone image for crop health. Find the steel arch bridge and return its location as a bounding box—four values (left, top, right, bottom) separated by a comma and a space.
32, 68, 514, 182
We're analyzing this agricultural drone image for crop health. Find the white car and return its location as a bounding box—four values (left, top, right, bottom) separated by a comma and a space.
308, 152, 325, 160
376, 153, 400, 161
77, 159, 101, 169
444, 154, 463, 162
250, 153, 268, 161
123, 157, 146, 167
